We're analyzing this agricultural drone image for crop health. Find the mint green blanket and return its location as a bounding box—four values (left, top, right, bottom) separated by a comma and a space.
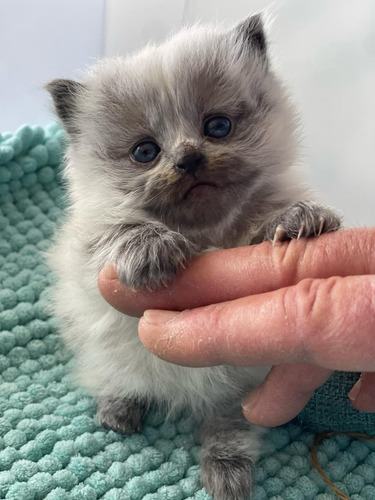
1, 124, 374, 499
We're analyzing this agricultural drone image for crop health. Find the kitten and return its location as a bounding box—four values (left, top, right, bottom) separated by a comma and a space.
46, 15, 341, 500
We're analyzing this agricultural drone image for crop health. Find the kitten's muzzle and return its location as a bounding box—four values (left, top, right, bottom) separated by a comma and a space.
175, 152, 206, 175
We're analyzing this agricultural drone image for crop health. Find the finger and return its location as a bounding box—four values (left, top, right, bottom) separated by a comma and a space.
349, 372, 375, 412
98, 228, 375, 317
139, 275, 375, 371
241, 364, 333, 427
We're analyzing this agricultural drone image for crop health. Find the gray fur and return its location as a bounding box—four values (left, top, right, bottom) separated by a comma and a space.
200, 415, 262, 500
92, 221, 198, 290
47, 15, 341, 499
263, 200, 342, 242
234, 13, 268, 56
97, 396, 148, 434
44, 79, 86, 136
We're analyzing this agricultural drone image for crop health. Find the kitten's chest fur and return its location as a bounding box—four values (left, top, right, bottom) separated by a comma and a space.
166, 198, 285, 250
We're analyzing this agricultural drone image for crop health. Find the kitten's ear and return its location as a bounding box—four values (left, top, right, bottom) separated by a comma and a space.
233, 14, 267, 57
45, 79, 85, 135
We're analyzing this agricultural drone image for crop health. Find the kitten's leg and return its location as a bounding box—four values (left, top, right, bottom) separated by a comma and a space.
93, 222, 197, 290
97, 396, 148, 434
263, 201, 342, 243
200, 416, 263, 500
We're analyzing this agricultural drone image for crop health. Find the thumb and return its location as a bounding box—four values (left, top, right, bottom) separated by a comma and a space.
349, 372, 375, 412
241, 364, 333, 427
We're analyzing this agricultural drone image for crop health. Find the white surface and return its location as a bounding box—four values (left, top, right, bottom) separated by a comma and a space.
104, 0, 186, 56
0, 0, 106, 133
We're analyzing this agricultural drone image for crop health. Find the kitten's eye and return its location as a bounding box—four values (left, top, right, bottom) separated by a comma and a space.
132, 141, 160, 163
204, 116, 232, 138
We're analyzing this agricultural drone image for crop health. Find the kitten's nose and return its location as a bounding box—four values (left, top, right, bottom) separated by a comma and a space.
175, 152, 206, 175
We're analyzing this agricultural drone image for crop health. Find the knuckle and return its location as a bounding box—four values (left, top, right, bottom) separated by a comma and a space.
292, 278, 333, 325
271, 238, 307, 285
281, 277, 343, 357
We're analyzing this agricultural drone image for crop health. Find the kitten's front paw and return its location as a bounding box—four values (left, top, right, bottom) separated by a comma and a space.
97, 397, 147, 435
116, 225, 196, 290
265, 201, 342, 243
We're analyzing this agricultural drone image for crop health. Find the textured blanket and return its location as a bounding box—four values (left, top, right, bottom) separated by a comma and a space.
0, 124, 375, 499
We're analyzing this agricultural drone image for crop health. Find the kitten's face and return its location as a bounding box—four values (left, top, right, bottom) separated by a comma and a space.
47, 16, 297, 230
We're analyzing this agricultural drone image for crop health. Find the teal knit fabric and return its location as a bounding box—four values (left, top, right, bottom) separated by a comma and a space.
1, 124, 375, 499
299, 372, 375, 434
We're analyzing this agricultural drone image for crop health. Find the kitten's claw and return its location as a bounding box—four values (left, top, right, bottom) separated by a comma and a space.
318, 216, 325, 236
273, 224, 286, 244
297, 223, 305, 240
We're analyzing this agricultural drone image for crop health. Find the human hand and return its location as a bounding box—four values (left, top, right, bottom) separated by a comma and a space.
98, 228, 375, 427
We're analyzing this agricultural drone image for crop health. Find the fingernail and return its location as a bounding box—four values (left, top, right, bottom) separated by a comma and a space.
348, 378, 362, 402
143, 309, 181, 326
241, 387, 261, 417
103, 262, 118, 280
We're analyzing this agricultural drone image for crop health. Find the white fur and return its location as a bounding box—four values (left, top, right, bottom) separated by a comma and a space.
49, 222, 269, 420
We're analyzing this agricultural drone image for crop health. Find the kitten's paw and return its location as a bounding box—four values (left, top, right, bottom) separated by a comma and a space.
265, 201, 342, 243
116, 225, 197, 290
96, 397, 147, 434
200, 416, 261, 499
201, 450, 254, 500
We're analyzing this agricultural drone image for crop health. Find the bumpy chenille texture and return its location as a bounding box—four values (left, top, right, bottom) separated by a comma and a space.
0, 124, 375, 499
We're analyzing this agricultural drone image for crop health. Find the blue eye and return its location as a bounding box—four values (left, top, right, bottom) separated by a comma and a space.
204, 116, 231, 138
132, 141, 160, 163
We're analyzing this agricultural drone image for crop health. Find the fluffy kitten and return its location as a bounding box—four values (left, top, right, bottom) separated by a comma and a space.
47, 15, 341, 500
